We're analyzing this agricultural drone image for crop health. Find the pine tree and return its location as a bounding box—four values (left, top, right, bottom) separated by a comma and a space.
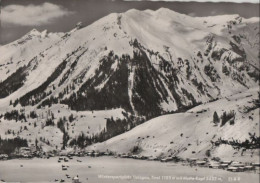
213, 111, 220, 124
221, 112, 227, 127
35, 138, 38, 148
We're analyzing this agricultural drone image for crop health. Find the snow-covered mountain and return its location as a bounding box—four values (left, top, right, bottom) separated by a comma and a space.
0, 8, 259, 159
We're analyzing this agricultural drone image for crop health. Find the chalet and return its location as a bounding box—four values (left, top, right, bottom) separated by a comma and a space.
244, 166, 255, 170
93, 152, 99, 157
87, 152, 92, 156
60, 152, 67, 156
21, 147, 31, 151
188, 158, 198, 162
140, 155, 149, 160
104, 152, 110, 156
148, 156, 159, 161
237, 167, 245, 172
131, 155, 139, 159
220, 164, 229, 168
230, 162, 245, 167
252, 163, 260, 167
64, 158, 69, 162
227, 167, 238, 172
19, 147, 32, 157
77, 152, 84, 157
161, 157, 173, 162
0, 154, 8, 160
72, 176, 80, 183
209, 164, 220, 169
221, 160, 232, 164
196, 160, 207, 166
69, 153, 75, 157
121, 154, 129, 158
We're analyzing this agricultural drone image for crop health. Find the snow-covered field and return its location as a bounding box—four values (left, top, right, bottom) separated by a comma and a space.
0, 157, 259, 183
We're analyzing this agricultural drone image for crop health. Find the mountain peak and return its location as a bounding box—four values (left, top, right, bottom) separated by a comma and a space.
155, 7, 174, 13
27, 29, 41, 36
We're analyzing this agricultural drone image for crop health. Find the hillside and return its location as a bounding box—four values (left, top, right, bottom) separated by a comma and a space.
87, 87, 259, 162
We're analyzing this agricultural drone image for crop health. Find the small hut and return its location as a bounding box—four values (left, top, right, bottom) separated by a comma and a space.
196, 160, 207, 166
72, 176, 80, 183
227, 167, 238, 172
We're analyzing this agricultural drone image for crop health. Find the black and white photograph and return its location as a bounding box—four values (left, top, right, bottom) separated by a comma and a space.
0, 0, 259, 182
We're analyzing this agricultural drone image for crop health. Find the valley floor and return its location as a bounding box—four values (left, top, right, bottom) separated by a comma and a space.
0, 156, 259, 183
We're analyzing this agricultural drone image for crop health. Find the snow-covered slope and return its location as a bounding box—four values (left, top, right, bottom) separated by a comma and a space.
88, 87, 259, 162
0, 8, 259, 156
0, 29, 64, 81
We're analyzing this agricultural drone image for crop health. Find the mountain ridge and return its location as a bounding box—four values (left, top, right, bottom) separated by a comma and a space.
0, 8, 259, 158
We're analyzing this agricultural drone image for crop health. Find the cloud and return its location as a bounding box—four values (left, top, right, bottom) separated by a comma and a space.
188, 12, 197, 17
2, 2, 73, 26
210, 11, 217, 15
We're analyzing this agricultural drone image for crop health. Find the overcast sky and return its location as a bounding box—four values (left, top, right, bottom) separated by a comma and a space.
0, 0, 259, 45
124, 0, 259, 2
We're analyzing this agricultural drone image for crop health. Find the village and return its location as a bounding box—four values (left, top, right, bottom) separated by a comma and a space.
1, 148, 260, 183
1, 146, 260, 175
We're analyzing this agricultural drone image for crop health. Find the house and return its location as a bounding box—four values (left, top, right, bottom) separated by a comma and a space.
104, 152, 110, 156
209, 163, 220, 169
121, 154, 129, 158
252, 163, 260, 167
244, 166, 255, 170
227, 167, 238, 172
21, 147, 31, 151
196, 161, 207, 166
131, 155, 139, 159
60, 152, 67, 156
220, 164, 229, 168
188, 158, 198, 162
93, 152, 99, 157
221, 160, 231, 165
140, 155, 149, 160
72, 176, 80, 183
160, 157, 173, 162
0, 154, 8, 160
19, 147, 32, 157
148, 156, 159, 161
230, 162, 245, 167
237, 167, 245, 172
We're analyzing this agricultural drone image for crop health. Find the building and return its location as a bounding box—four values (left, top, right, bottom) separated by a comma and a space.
196, 160, 207, 166
72, 176, 80, 183
0, 154, 8, 160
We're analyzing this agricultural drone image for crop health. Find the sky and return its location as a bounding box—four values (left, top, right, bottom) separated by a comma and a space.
0, 0, 259, 45
124, 0, 259, 2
